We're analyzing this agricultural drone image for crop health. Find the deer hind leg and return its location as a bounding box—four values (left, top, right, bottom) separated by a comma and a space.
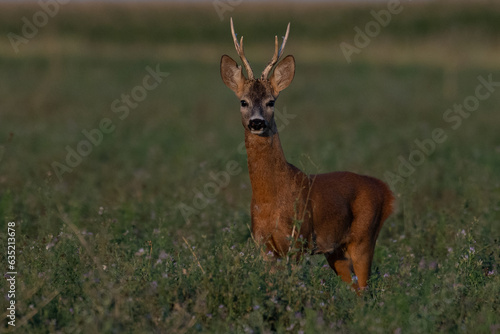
325, 248, 358, 289
347, 196, 385, 291
347, 240, 375, 291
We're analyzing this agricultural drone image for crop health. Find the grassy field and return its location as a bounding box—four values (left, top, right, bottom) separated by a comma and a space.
1, 1, 500, 333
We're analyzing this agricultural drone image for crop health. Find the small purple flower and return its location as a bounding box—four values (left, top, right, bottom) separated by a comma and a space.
253, 305, 260, 310
158, 250, 169, 260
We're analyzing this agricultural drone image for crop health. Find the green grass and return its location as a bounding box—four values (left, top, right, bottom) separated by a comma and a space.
1, 2, 499, 333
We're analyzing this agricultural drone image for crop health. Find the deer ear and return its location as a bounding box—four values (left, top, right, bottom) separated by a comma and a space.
221, 55, 246, 96
269, 55, 295, 95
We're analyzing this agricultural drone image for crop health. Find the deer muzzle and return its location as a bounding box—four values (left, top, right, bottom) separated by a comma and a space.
248, 118, 267, 133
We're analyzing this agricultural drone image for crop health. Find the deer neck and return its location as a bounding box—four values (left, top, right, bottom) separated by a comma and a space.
244, 129, 291, 200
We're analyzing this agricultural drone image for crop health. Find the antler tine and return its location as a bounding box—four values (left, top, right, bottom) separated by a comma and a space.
261, 22, 290, 80
230, 18, 254, 79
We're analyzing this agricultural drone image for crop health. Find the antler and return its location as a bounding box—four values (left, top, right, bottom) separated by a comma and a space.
261, 22, 291, 80
230, 18, 254, 80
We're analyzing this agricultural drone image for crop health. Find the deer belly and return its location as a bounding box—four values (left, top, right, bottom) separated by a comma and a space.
310, 205, 353, 254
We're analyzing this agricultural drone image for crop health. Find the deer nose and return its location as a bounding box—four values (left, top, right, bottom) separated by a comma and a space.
248, 119, 267, 131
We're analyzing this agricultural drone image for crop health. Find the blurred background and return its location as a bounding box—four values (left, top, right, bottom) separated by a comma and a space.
2, 0, 500, 224
1, 1, 499, 332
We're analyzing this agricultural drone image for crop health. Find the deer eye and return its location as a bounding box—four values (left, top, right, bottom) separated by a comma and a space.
240, 100, 249, 107
266, 101, 275, 107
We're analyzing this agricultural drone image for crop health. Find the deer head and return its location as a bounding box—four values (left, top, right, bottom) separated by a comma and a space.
221, 18, 295, 136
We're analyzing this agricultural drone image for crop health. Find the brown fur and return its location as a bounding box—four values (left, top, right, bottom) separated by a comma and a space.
220, 24, 394, 291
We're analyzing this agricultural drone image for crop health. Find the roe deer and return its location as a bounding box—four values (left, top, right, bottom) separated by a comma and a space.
220, 19, 394, 291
